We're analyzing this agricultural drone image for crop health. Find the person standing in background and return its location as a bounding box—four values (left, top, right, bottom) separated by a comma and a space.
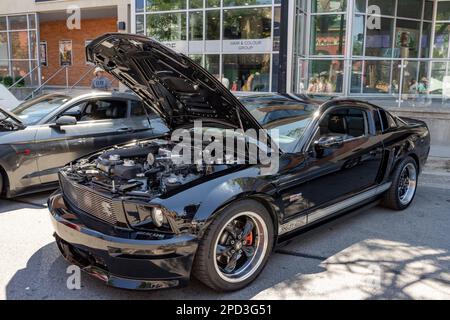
91, 67, 112, 91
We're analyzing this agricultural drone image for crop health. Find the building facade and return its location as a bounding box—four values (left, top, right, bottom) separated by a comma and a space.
132, 0, 282, 93
0, 0, 131, 90
289, 0, 441, 103
1, 0, 450, 103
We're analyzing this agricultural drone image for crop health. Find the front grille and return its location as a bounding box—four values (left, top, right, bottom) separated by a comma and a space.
59, 173, 120, 225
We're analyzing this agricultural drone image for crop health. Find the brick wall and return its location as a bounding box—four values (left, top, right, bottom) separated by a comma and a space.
40, 18, 119, 88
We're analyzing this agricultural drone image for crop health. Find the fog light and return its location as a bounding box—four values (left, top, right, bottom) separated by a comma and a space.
152, 208, 165, 227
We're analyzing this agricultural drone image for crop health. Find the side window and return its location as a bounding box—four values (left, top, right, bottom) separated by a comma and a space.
373, 110, 382, 133
130, 100, 147, 117
54, 102, 86, 122
318, 107, 367, 139
378, 109, 397, 132
80, 99, 127, 122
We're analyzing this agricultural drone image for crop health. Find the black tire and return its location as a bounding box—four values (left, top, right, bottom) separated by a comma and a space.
192, 200, 274, 292
0, 170, 4, 197
382, 156, 418, 210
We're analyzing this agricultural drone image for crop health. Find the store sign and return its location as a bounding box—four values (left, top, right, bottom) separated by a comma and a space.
223, 39, 272, 53
162, 41, 188, 54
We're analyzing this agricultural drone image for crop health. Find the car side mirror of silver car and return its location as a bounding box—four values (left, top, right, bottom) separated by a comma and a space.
51, 116, 77, 129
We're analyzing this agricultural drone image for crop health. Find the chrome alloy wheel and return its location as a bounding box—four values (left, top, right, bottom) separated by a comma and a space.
213, 212, 269, 283
398, 163, 417, 205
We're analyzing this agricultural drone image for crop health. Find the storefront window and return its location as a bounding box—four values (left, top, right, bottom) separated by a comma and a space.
11, 60, 29, 79
139, 1, 280, 92
190, 0, 203, 9
273, 6, 281, 51
146, 0, 186, 11
437, 1, 450, 21
397, 0, 422, 20
0, 33, 8, 60
354, 0, 366, 13
206, 10, 220, 40
223, 54, 271, 92
272, 53, 279, 92
0, 13, 38, 86
0, 60, 8, 78
29, 31, 37, 61
206, 0, 220, 8
136, 15, 145, 34
368, 0, 395, 16
205, 54, 220, 76
0, 17, 6, 31
136, 0, 144, 13
421, 22, 432, 58
224, 0, 272, 6
433, 23, 450, 58
147, 13, 187, 41
189, 54, 203, 66
311, 0, 346, 13
365, 17, 394, 57
189, 11, 203, 41
350, 60, 363, 93
352, 14, 365, 56
424, 0, 433, 21
307, 59, 344, 94
363, 60, 391, 93
223, 7, 272, 40
395, 20, 420, 59
28, 15, 36, 29
310, 14, 346, 55
8, 15, 27, 30
430, 62, 450, 94
10, 31, 29, 60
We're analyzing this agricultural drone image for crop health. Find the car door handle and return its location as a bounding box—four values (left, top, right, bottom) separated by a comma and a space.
118, 127, 132, 132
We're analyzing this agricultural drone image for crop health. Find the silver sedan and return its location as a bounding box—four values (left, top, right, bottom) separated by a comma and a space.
0, 91, 168, 198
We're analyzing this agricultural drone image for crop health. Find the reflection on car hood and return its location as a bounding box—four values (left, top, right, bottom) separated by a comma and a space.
86, 33, 263, 131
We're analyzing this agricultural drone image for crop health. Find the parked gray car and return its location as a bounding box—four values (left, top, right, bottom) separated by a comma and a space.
0, 91, 168, 197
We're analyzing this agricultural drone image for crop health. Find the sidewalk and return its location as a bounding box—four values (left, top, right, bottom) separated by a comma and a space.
422, 145, 450, 189
430, 145, 450, 159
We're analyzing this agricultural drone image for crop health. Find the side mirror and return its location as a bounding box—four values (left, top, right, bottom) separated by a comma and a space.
51, 116, 77, 129
314, 136, 344, 150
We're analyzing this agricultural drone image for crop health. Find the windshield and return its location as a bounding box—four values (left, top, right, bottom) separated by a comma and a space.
240, 96, 317, 152
12, 95, 71, 125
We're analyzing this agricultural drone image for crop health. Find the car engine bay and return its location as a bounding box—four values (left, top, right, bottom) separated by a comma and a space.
63, 138, 232, 198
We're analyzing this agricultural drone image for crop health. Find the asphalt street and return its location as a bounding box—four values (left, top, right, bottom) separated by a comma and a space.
1, 173, 449, 300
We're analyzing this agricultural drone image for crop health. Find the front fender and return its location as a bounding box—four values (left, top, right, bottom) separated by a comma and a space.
148, 166, 278, 232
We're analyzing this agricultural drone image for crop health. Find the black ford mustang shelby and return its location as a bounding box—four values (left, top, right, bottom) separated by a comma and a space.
48, 33, 430, 292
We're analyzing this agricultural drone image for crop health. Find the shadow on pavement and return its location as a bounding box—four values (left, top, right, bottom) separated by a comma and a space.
0, 191, 52, 214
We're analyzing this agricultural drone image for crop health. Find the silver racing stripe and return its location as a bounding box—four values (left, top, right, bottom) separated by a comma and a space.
278, 183, 392, 235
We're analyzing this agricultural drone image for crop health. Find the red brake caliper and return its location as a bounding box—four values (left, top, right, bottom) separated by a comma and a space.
245, 232, 253, 246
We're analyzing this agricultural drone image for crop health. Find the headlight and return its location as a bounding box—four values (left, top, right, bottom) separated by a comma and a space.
151, 207, 165, 227
124, 203, 170, 231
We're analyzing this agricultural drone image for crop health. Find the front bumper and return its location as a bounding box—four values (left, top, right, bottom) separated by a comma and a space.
48, 192, 198, 290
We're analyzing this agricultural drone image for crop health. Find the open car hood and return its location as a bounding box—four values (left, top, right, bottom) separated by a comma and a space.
0, 106, 23, 125
86, 33, 263, 131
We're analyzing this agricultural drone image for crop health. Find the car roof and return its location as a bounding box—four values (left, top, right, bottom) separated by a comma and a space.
34, 90, 140, 102
237, 93, 321, 108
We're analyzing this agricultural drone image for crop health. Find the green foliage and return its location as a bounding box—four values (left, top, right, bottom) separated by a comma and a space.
2, 76, 13, 87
